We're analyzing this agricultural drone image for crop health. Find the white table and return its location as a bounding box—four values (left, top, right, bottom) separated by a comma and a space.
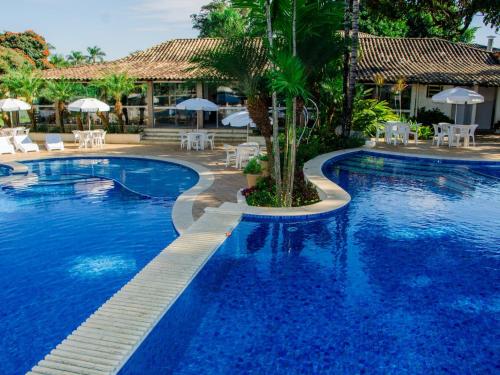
186, 132, 207, 151
235, 142, 260, 169
448, 125, 475, 148
78, 130, 104, 149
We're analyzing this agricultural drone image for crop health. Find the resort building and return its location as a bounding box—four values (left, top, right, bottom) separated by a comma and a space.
42, 33, 500, 131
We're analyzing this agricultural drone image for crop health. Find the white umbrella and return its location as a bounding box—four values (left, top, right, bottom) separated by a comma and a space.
222, 110, 256, 141
68, 98, 110, 130
0, 99, 31, 127
176, 98, 219, 129
432, 87, 484, 123
0, 98, 31, 112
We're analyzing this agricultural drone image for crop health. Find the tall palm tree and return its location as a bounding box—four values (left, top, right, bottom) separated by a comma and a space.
43, 78, 82, 132
93, 73, 136, 132
86, 46, 106, 63
342, 0, 360, 136
1, 67, 45, 130
67, 51, 86, 65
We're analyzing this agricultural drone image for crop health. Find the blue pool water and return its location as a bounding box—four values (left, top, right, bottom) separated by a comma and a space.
121, 152, 499, 374
0, 157, 198, 374
0, 165, 10, 176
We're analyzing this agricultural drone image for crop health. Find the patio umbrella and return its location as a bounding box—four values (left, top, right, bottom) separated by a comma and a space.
222, 110, 256, 141
176, 98, 219, 130
431, 87, 484, 124
0, 98, 31, 127
68, 98, 110, 130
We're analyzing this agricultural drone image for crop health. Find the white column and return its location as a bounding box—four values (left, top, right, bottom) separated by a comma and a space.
471, 84, 479, 125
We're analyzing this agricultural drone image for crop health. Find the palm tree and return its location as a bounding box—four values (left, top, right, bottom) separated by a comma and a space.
66, 51, 86, 65
1, 67, 45, 130
86, 46, 106, 63
93, 73, 136, 132
191, 37, 275, 170
342, 0, 360, 136
49, 54, 69, 68
43, 78, 82, 132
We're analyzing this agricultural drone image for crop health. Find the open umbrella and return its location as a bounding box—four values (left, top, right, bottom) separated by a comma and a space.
176, 98, 219, 129
222, 110, 256, 141
68, 98, 110, 130
0, 99, 31, 127
432, 87, 484, 124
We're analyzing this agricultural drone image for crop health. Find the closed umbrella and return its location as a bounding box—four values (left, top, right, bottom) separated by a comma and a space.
222, 110, 256, 142
432, 87, 484, 124
176, 98, 219, 129
0, 99, 31, 127
68, 98, 110, 130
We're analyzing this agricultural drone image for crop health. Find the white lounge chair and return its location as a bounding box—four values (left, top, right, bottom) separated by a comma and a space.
13, 135, 39, 153
45, 134, 64, 151
0, 136, 15, 154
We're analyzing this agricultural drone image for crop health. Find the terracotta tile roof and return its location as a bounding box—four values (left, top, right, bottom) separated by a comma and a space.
356, 36, 499, 86
42, 35, 499, 86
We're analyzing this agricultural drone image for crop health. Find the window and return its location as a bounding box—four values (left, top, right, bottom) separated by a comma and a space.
427, 85, 443, 98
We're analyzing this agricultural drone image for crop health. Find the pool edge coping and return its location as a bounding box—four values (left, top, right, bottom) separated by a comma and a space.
206, 146, 500, 219
0, 154, 214, 234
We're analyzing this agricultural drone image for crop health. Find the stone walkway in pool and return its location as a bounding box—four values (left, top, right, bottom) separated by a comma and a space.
0, 143, 247, 220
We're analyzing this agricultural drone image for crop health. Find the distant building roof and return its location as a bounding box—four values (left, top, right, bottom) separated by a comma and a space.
42, 34, 500, 86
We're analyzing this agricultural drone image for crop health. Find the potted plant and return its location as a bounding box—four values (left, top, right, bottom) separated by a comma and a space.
258, 154, 269, 176
243, 157, 262, 188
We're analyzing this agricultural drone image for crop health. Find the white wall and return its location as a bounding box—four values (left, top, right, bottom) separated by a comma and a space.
412, 84, 456, 118
495, 87, 500, 125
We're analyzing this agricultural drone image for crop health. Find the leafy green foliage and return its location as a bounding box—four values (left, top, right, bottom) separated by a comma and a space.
86, 46, 106, 63
0, 46, 29, 74
191, 0, 253, 38
42, 79, 82, 103
0, 30, 52, 69
410, 107, 452, 126
352, 88, 398, 136
270, 52, 308, 99
243, 157, 262, 174
243, 177, 279, 207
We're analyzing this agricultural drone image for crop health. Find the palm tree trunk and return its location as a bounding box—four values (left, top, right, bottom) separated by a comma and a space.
247, 96, 274, 174
2, 112, 11, 127
344, 0, 360, 137
27, 108, 37, 131
265, 0, 282, 201
115, 100, 124, 132
342, 0, 352, 137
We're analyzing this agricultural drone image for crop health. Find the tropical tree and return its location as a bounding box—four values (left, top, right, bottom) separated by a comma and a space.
1, 67, 45, 129
43, 78, 82, 132
93, 73, 136, 132
49, 54, 69, 68
342, 0, 360, 137
86, 46, 106, 63
66, 51, 86, 65
192, 37, 275, 170
0, 30, 52, 69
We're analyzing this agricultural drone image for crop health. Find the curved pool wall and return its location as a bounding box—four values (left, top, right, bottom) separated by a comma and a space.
120, 151, 499, 374
0, 157, 199, 374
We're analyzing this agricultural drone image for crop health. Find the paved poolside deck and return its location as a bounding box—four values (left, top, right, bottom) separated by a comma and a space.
371, 134, 500, 161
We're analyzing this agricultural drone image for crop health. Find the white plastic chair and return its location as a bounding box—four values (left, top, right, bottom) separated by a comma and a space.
391, 124, 410, 145
408, 123, 421, 144
13, 135, 39, 153
223, 144, 237, 167
205, 133, 215, 150
468, 124, 478, 147
72, 130, 80, 144
45, 134, 64, 151
432, 124, 446, 146
179, 131, 189, 150
236, 145, 260, 169
0, 136, 15, 154
78, 131, 92, 149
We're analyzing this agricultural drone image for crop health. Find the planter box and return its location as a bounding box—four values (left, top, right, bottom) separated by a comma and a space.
106, 133, 142, 144
29, 132, 142, 144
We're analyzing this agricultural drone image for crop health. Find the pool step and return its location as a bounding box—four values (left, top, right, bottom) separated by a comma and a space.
141, 128, 247, 145
28, 211, 242, 375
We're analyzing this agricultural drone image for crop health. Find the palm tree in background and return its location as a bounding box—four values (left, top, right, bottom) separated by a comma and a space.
1, 67, 45, 130
43, 78, 82, 132
67, 51, 86, 65
87, 46, 106, 63
49, 54, 69, 68
93, 73, 136, 132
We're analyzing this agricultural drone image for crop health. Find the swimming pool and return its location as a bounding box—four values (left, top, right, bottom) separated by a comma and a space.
120, 151, 499, 374
0, 165, 10, 176
0, 157, 198, 374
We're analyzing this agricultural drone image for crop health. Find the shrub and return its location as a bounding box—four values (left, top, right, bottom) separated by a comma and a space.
352, 88, 398, 136
411, 107, 452, 126
243, 157, 262, 175
292, 170, 320, 207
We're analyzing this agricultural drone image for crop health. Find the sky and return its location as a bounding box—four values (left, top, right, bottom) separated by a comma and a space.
2, 0, 498, 60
